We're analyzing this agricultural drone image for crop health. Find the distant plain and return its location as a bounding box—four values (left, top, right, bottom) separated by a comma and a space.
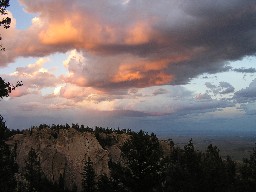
169, 136, 255, 161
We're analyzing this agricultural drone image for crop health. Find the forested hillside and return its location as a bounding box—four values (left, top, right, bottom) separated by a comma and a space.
0, 122, 256, 192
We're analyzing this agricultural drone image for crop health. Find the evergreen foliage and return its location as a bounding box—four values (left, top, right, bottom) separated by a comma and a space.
0, 115, 18, 192
0, 0, 11, 51
1, 122, 256, 192
110, 130, 164, 192
24, 148, 43, 192
238, 145, 256, 192
0, 0, 11, 29
82, 157, 97, 192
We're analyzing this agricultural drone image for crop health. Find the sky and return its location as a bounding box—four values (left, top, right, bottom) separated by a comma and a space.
0, 0, 256, 137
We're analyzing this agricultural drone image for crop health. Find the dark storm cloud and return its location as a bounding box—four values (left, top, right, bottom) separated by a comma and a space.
96, 0, 256, 86
163, 0, 256, 84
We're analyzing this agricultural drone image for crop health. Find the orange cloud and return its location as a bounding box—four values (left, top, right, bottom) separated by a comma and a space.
61, 49, 186, 90
59, 85, 88, 100
110, 56, 183, 87
151, 72, 173, 85
65, 75, 88, 87
2, 0, 252, 91
112, 71, 143, 83
39, 19, 80, 46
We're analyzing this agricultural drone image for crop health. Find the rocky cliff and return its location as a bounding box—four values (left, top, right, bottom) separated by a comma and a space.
7, 127, 169, 191
7, 128, 130, 191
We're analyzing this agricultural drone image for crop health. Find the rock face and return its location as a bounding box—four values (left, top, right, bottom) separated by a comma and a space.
8, 128, 170, 191
9, 128, 110, 191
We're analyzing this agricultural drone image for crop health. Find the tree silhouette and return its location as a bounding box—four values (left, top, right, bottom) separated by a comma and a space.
24, 148, 43, 192
0, 77, 23, 99
163, 139, 203, 192
0, 0, 22, 97
200, 144, 227, 192
0, 0, 11, 28
239, 144, 256, 192
110, 130, 164, 192
0, 2, 22, 186
0, 114, 18, 192
0, 0, 11, 51
82, 157, 96, 192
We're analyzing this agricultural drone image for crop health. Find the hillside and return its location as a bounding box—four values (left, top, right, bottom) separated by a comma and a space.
6, 126, 131, 191
1, 124, 256, 192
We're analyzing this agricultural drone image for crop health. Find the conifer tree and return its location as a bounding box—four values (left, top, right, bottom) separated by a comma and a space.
111, 130, 164, 192
239, 145, 256, 192
0, 115, 18, 192
24, 148, 42, 192
82, 157, 96, 192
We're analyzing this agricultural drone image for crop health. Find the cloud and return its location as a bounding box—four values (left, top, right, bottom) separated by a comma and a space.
62, 50, 175, 89
234, 79, 256, 103
233, 67, 256, 73
177, 99, 234, 116
205, 82, 217, 90
45, 82, 233, 117
195, 93, 212, 100
0, 0, 255, 90
1, 1, 254, 128
219, 82, 235, 94
57, 83, 126, 104
110, 86, 234, 116
19, 102, 43, 111
239, 103, 256, 115
152, 88, 168, 96
205, 81, 234, 95
0, 58, 61, 97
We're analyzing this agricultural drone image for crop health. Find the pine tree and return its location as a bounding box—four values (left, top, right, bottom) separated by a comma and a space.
24, 148, 42, 192
97, 175, 115, 192
239, 144, 256, 192
0, 115, 18, 192
82, 157, 96, 192
111, 130, 164, 192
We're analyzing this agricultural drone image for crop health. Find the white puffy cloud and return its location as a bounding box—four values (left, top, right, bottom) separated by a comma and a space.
1, 58, 61, 97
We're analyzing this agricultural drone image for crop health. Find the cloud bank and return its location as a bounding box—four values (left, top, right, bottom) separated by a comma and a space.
1, 0, 256, 131
0, 0, 255, 90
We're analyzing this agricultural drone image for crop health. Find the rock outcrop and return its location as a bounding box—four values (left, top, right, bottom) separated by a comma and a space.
8, 128, 110, 191
7, 127, 169, 191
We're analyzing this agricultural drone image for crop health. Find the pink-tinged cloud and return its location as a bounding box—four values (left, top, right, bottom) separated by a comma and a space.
0, 0, 255, 90
58, 84, 104, 102
62, 50, 189, 90
1, 58, 61, 97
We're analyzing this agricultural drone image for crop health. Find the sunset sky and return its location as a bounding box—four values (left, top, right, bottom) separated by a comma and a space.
0, 0, 256, 136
